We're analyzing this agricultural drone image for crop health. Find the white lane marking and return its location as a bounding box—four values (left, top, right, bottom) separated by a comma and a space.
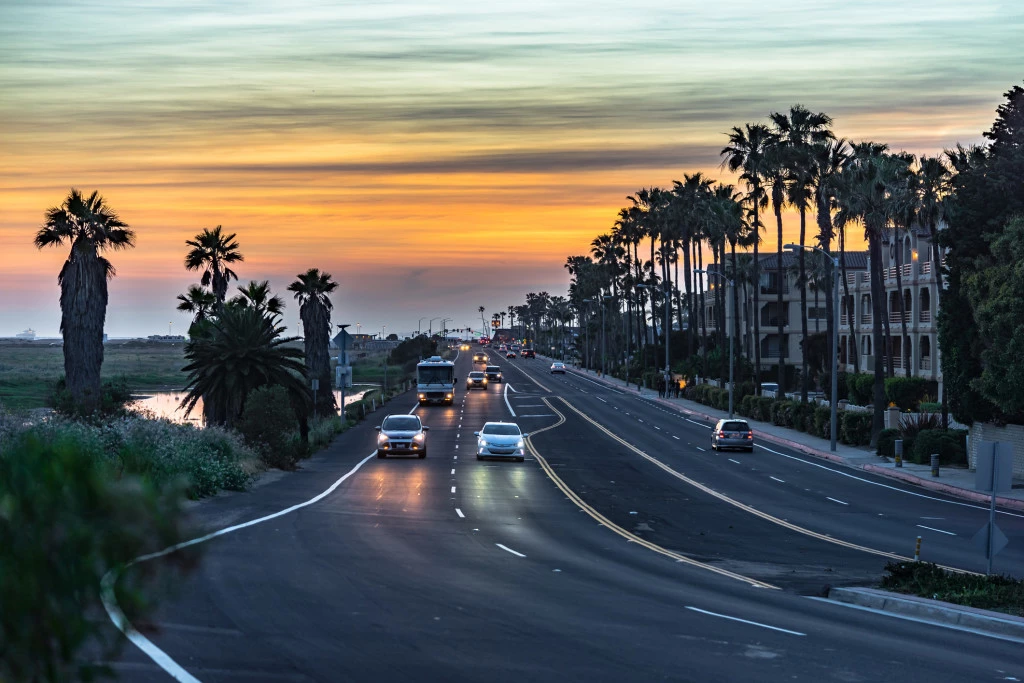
672, 435, 681, 440
568, 371, 625, 394
917, 524, 957, 536
507, 384, 518, 393
504, 382, 516, 417
827, 497, 849, 506
755, 444, 1024, 519
455, 445, 459, 449
728, 458, 741, 464
806, 597, 1024, 645
770, 476, 785, 483
103, 449, 383, 682
695, 447, 706, 452
451, 468, 455, 475
654, 426, 661, 430
684, 606, 805, 637
597, 397, 608, 403
455, 508, 465, 518
451, 486, 456, 494
519, 414, 556, 417
686, 418, 708, 427
495, 543, 527, 558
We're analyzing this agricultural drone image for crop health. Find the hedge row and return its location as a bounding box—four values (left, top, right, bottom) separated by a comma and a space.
876, 426, 968, 465
846, 373, 939, 411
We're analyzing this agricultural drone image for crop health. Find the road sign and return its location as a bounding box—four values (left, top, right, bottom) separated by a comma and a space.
973, 522, 1009, 557
975, 441, 1014, 492
311, 379, 320, 391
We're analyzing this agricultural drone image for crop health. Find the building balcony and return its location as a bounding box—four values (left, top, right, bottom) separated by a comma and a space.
860, 314, 872, 325
920, 357, 932, 371
888, 311, 911, 324
919, 310, 932, 323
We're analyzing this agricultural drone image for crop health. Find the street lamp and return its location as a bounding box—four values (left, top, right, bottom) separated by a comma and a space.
785, 243, 840, 452
429, 317, 442, 335
440, 318, 451, 338
581, 298, 593, 371
418, 317, 427, 335
337, 323, 350, 421
697, 269, 735, 418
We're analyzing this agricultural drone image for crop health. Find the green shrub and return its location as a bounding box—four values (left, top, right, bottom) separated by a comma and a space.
237, 385, 300, 469
48, 376, 135, 419
876, 428, 900, 457
813, 405, 833, 439
752, 396, 775, 422
739, 394, 755, 418
770, 400, 787, 426
846, 373, 876, 406
881, 561, 1024, 617
840, 411, 872, 446
898, 412, 941, 456
0, 430, 197, 682
911, 429, 967, 466
920, 402, 941, 413
792, 402, 816, 433
884, 377, 930, 411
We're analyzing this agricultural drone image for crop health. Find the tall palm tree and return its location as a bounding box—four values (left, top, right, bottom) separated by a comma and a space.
836, 142, 901, 445
478, 306, 487, 336
770, 105, 834, 402
180, 305, 308, 430
721, 123, 772, 394
34, 188, 135, 412
887, 153, 919, 376
184, 226, 244, 307
918, 154, 951, 422
765, 137, 790, 392
230, 280, 285, 321
288, 268, 339, 417
176, 284, 218, 335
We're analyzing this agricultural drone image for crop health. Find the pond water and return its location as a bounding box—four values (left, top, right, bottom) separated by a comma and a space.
130, 386, 379, 426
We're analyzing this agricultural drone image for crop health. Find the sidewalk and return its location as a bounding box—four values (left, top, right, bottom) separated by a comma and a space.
552, 359, 1024, 512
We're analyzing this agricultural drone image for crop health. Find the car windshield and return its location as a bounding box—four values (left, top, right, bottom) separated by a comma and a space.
417, 367, 453, 385
482, 424, 521, 436
383, 416, 420, 431
469, 372, 484, 378
486, 366, 500, 372
723, 421, 749, 431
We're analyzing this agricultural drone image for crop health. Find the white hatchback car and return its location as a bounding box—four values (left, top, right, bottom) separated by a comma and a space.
474, 422, 528, 462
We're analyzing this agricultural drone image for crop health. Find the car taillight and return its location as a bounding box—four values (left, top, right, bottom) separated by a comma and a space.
746, 431, 753, 439
718, 431, 726, 438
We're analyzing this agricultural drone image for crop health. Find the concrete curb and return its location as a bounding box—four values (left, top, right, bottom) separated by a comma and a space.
828, 587, 1024, 640
563, 365, 1024, 512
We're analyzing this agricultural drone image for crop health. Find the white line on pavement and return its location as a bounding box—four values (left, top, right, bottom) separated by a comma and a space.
504, 382, 516, 417
672, 435, 681, 440
597, 397, 607, 403
455, 508, 465, 518
684, 606, 805, 637
728, 459, 741, 464
495, 543, 527, 558
917, 524, 956, 536
686, 418, 708, 427
770, 476, 785, 483
451, 468, 455, 475
827, 497, 849, 506
451, 486, 456, 494
695, 447, 706, 452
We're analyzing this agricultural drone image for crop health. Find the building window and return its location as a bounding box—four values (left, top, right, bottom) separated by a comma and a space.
862, 335, 871, 356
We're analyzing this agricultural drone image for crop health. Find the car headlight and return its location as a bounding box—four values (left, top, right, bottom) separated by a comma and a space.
413, 433, 425, 441
478, 439, 488, 447
378, 434, 389, 443
515, 439, 524, 448
418, 394, 425, 399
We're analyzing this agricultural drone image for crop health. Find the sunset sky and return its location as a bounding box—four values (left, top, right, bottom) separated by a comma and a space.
1, 1, 1020, 338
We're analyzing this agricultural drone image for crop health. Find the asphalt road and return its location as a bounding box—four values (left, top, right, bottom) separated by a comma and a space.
111, 348, 1024, 682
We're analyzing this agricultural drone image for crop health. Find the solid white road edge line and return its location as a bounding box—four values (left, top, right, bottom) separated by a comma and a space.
504, 382, 516, 417
917, 524, 957, 536
102, 400, 420, 682
495, 543, 527, 558
770, 476, 785, 483
684, 606, 805, 637
755, 444, 1024, 519
456, 508, 465, 518
728, 459, 741, 464
827, 497, 849, 506
805, 597, 1024, 645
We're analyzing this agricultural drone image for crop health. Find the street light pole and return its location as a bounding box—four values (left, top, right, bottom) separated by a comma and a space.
429, 317, 441, 336
418, 317, 427, 335
664, 281, 671, 398
786, 243, 840, 451
337, 323, 350, 421
697, 269, 735, 418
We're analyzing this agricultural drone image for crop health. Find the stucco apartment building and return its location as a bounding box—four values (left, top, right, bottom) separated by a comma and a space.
706, 227, 944, 390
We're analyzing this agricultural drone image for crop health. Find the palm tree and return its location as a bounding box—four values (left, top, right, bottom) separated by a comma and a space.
765, 136, 790, 393
176, 284, 218, 335
230, 280, 285, 321
288, 268, 339, 417
918, 154, 951, 422
180, 305, 308, 430
478, 306, 487, 336
34, 189, 135, 412
184, 226, 244, 307
721, 123, 772, 394
770, 105, 834, 402
887, 153, 919, 377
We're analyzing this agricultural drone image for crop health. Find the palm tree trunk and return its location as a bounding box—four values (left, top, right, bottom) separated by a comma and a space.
698, 242, 707, 377
799, 206, 809, 403
868, 232, 887, 446
840, 221, 860, 373
894, 241, 911, 377
682, 234, 694, 357
752, 200, 762, 395
59, 245, 108, 413
929, 221, 948, 428
775, 201, 786, 393
731, 239, 740, 383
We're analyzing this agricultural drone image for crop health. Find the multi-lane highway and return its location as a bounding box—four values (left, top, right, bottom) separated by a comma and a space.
112, 349, 1024, 682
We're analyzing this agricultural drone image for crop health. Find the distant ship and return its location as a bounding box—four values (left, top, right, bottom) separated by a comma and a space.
15, 328, 36, 340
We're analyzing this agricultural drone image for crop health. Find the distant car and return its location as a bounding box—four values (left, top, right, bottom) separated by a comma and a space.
466, 371, 488, 390
485, 365, 503, 382
711, 418, 754, 452
506, 350, 516, 359
460, 343, 471, 351
376, 414, 429, 458
475, 421, 528, 461
472, 353, 488, 364
522, 348, 536, 358
550, 362, 566, 374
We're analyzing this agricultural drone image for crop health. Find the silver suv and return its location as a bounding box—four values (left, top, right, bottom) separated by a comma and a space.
376, 414, 429, 458
711, 419, 753, 452
474, 421, 528, 461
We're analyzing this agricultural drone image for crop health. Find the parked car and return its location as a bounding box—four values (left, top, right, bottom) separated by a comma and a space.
550, 362, 566, 374
466, 371, 488, 390
474, 421, 528, 461
711, 418, 754, 452
485, 365, 503, 382
376, 414, 429, 458
472, 353, 488, 364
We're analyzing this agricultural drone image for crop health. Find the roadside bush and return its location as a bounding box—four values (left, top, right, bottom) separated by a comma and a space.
237, 385, 301, 469
48, 376, 134, 419
792, 402, 816, 433
739, 394, 755, 418
813, 405, 833, 439
770, 400, 789, 426
840, 411, 872, 446
881, 561, 1024, 617
876, 428, 900, 457
846, 373, 875, 406
0, 431, 198, 682
884, 377, 931, 411
309, 415, 345, 451
920, 401, 941, 413
911, 428, 967, 466
751, 396, 775, 422
897, 412, 941, 457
